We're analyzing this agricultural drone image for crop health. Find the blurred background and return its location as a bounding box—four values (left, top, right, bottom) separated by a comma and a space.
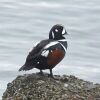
0, 0, 100, 99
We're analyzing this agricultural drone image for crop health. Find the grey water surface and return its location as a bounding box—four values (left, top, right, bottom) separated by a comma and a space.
0, 0, 100, 99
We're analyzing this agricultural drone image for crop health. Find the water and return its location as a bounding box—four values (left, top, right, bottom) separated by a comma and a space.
0, 0, 100, 99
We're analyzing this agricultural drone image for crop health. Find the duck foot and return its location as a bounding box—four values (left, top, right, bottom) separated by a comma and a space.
37, 70, 44, 76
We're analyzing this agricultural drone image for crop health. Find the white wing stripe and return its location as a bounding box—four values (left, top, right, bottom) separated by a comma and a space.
43, 40, 67, 55
44, 41, 58, 49
41, 50, 49, 57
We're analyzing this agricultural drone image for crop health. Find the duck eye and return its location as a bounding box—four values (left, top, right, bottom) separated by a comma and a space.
55, 29, 58, 32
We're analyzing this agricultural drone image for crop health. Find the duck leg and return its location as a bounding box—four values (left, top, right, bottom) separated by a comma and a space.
38, 69, 44, 75
49, 69, 53, 77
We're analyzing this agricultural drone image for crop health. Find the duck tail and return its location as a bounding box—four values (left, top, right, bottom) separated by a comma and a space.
19, 65, 26, 71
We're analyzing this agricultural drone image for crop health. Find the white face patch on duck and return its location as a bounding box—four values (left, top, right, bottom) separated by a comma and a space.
52, 31, 55, 39
62, 28, 66, 35
55, 29, 58, 32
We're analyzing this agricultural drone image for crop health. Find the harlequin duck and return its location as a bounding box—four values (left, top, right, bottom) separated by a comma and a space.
19, 24, 68, 77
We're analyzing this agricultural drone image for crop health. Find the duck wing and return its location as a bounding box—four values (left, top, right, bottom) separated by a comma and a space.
19, 39, 51, 71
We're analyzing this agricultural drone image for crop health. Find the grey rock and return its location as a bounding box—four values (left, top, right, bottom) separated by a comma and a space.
2, 73, 100, 100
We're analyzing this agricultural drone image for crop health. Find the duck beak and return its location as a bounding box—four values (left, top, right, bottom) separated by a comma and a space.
65, 30, 68, 35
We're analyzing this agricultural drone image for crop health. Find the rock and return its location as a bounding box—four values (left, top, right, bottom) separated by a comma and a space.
2, 73, 100, 100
